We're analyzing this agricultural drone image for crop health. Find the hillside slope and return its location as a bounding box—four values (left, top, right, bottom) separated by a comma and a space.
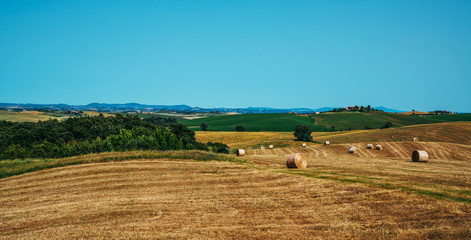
180, 113, 328, 132
181, 112, 471, 132
1, 153, 470, 239
312, 112, 471, 130
313, 122, 471, 145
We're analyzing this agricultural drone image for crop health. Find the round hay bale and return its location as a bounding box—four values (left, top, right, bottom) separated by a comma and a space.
286, 153, 308, 169
236, 149, 245, 156
324, 141, 330, 146
412, 150, 429, 162
390, 136, 393, 138
349, 147, 356, 153
376, 145, 383, 150
302, 143, 307, 148
412, 137, 419, 142
269, 144, 274, 149
366, 144, 373, 149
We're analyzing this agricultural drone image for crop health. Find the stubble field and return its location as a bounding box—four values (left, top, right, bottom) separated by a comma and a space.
1, 122, 471, 239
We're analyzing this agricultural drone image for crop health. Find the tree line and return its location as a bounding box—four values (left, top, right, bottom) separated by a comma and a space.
0, 114, 228, 160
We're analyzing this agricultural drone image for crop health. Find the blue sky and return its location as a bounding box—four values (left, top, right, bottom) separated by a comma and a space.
1, 1, 470, 112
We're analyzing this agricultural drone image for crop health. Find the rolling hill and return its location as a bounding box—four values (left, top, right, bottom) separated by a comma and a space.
193, 121, 471, 149
1, 143, 471, 239
180, 113, 329, 132
181, 112, 471, 132
312, 112, 471, 130
312, 122, 471, 145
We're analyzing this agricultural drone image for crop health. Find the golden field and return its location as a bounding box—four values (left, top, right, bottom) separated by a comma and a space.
195, 131, 297, 149
195, 122, 471, 149
1, 122, 471, 239
0, 110, 62, 122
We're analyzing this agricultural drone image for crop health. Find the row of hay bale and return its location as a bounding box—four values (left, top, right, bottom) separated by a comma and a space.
236, 144, 275, 156
350, 144, 382, 153
284, 149, 429, 169
348, 143, 429, 162
259, 144, 276, 150
236, 142, 429, 169
302, 141, 330, 147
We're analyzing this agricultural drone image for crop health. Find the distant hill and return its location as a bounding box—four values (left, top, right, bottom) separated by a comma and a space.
0, 102, 455, 114
373, 106, 406, 113
0, 103, 338, 113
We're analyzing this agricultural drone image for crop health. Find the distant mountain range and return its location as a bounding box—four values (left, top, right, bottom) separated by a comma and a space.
0, 102, 406, 114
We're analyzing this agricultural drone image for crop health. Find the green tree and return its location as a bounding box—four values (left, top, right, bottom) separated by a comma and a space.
381, 122, 393, 129
200, 122, 208, 131
235, 125, 245, 132
169, 123, 196, 147
293, 125, 312, 141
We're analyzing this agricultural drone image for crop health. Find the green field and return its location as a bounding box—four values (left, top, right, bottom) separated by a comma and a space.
180, 112, 471, 132
180, 113, 329, 132
313, 112, 471, 130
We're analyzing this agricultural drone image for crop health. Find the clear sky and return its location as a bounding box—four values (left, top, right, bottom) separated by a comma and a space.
1, 1, 470, 112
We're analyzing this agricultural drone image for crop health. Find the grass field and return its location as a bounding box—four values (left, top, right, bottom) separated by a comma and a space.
2, 113, 471, 238
0, 110, 63, 122
1, 142, 470, 239
312, 112, 471, 130
181, 112, 471, 132
180, 113, 328, 132
194, 122, 471, 149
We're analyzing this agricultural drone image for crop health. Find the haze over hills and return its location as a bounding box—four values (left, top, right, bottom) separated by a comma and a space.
0, 102, 412, 113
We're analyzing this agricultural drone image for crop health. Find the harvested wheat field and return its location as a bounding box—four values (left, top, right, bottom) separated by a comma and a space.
195, 122, 471, 150
313, 122, 471, 145
1, 142, 471, 239
195, 131, 300, 149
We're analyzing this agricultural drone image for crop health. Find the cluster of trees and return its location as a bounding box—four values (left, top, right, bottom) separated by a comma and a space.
381, 122, 393, 129
144, 116, 178, 127
199, 123, 245, 132
294, 125, 312, 141
330, 105, 381, 113
0, 114, 228, 160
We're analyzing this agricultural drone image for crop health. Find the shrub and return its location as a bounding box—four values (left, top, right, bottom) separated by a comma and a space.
206, 142, 229, 153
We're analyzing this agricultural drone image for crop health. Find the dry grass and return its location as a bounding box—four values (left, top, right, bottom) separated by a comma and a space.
246, 141, 471, 204
195, 131, 301, 149
1, 122, 471, 239
1, 154, 470, 239
0, 110, 62, 122
195, 122, 471, 149
313, 122, 471, 145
